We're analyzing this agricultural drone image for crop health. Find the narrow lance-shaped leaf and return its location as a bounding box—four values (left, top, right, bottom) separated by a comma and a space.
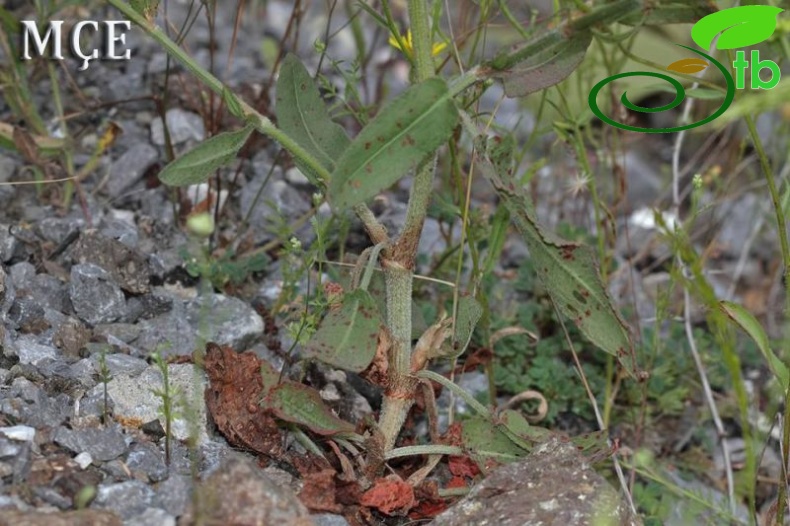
328, 77, 459, 210
720, 301, 789, 391
265, 382, 356, 436
302, 289, 382, 372
158, 124, 255, 186
275, 54, 350, 185
476, 136, 641, 379
691, 5, 783, 51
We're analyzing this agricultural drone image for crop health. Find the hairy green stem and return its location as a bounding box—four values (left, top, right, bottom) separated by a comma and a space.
376, 0, 436, 454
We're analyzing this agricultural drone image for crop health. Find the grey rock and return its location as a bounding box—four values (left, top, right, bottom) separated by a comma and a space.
126, 441, 168, 482
153, 474, 193, 517
91, 353, 148, 377
0, 265, 13, 317
91, 480, 156, 521
135, 307, 195, 357
179, 455, 312, 526
100, 218, 139, 248
120, 293, 173, 324
68, 358, 100, 389
53, 423, 128, 462
70, 231, 150, 294
95, 364, 209, 444
125, 507, 175, 526
150, 109, 205, 146
14, 335, 58, 365
432, 437, 640, 526
0, 435, 31, 484
107, 144, 159, 197
36, 215, 85, 245
312, 514, 351, 526
78, 390, 114, 419
0, 225, 18, 262
9, 261, 36, 288
93, 324, 142, 344
101, 459, 132, 483
6, 297, 46, 331
186, 293, 264, 351
70, 264, 127, 325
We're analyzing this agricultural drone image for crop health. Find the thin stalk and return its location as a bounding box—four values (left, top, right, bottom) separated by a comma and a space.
744, 112, 790, 523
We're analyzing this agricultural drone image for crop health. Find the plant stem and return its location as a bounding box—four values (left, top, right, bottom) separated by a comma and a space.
376, 0, 435, 453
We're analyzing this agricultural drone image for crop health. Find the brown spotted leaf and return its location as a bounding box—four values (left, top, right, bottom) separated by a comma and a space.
328, 77, 458, 210
476, 136, 640, 379
303, 289, 382, 372
495, 29, 593, 98
666, 58, 709, 74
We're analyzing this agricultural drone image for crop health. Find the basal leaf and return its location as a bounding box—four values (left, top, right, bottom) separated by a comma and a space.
496, 29, 593, 98
328, 78, 458, 210
691, 5, 783, 51
720, 301, 789, 391
461, 415, 527, 473
275, 54, 350, 184
265, 382, 356, 436
476, 136, 641, 379
303, 289, 382, 372
158, 124, 254, 186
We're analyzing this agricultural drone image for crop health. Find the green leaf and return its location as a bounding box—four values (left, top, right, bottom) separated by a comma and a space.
477, 136, 641, 379
720, 301, 789, 391
461, 415, 527, 473
691, 5, 783, 51
265, 382, 356, 436
495, 29, 593, 98
260, 359, 280, 393
275, 54, 350, 185
450, 295, 482, 359
302, 289, 382, 372
158, 124, 254, 187
328, 77, 459, 210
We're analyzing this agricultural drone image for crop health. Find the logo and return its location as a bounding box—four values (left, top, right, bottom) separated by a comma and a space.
588, 5, 784, 133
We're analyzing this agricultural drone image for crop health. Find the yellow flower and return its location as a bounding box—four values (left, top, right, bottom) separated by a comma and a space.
388, 29, 447, 59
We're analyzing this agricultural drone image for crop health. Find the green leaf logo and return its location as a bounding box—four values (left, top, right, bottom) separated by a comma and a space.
691, 5, 783, 51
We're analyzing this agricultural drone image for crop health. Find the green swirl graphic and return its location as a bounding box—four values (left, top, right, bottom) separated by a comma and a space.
588, 46, 735, 133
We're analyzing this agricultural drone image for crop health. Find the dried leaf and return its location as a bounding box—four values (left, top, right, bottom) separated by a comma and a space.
360, 476, 415, 516
204, 343, 283, 457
